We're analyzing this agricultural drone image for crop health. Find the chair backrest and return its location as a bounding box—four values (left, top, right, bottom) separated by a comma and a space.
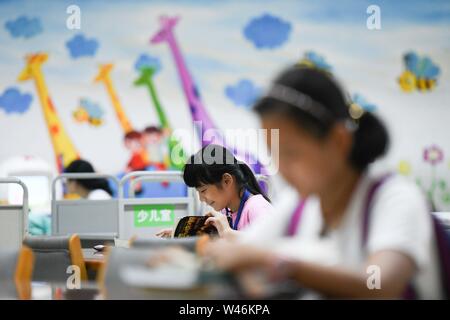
97, 246, 155, 299
51, 173, 119, 238
0, 178, 29, 250
127, 173, 188, 198
23, 234, 87, 282
118, 171, 196, 240
0, 246, 34, 299
131, 237, 198, 252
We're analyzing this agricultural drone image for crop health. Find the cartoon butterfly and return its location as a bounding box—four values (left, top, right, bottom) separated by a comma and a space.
298, 51, 332, 73
399, 51, 440, 92
73, 98, 104, 126
351, 93, 377, 112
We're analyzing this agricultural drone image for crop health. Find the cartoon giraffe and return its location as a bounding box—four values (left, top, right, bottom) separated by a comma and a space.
18, 53, 79, 172
134, 66, 186, 169
94, 64, 134, 134
150, 16, 264, 173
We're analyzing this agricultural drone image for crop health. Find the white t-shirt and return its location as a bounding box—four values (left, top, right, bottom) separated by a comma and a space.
87, 189, 112, 200
240, 173, 443, 299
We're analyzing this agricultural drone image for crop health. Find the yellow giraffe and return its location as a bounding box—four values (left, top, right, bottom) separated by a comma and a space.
18, 53, 79, 172
94, 64, 134, 134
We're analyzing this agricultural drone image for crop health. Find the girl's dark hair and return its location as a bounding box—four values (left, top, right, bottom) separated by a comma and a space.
183, 144, 270, 202
64, 159, 113, 196
254, 65, 389, 171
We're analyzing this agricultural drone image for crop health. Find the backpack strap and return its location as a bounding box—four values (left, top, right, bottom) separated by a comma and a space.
431, 216, 450, 298
285, 199, 307, 237
362, 173, 418, 299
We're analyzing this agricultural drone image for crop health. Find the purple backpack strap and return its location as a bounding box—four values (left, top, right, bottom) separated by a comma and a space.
431, 216, 450, 298
362, 173, 417, 299
286, 199, 307, 237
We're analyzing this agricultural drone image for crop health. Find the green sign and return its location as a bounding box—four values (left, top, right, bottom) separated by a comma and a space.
133, 204, 175, 227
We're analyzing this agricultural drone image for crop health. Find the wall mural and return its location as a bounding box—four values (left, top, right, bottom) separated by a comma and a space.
0, 0, 449, 211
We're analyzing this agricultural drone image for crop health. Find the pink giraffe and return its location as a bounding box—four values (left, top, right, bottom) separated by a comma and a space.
150, 16, 263, 173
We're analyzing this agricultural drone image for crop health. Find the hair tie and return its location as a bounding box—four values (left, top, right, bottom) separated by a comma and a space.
349, 102, 365, 120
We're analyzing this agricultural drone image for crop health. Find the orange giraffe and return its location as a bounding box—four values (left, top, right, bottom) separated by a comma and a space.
94, 64, 134, 134
18, 53, 79, 172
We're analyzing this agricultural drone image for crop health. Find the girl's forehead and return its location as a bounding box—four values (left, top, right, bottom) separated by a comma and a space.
196, 183, 220, 190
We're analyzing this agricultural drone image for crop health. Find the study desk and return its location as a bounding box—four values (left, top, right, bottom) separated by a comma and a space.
83, 248, 105, 265
83, 248, 107, 281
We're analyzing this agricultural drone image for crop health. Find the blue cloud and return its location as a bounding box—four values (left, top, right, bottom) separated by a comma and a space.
225, 79, 261, 108
0, 87, 32, 114
243, 13, 292, 49
4, 16, 43, 38
134, 54, 161, 73
66, 34, 99, 58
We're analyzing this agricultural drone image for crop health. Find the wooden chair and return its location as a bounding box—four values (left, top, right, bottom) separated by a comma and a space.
0, 246, 34, 299
23, 234, 87, 282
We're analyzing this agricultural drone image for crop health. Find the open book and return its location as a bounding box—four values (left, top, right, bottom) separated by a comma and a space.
174, 215, 232, 238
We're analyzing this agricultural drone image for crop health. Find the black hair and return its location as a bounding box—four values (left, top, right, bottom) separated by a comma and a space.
254, 65, 389, 171
183, 144, 270, 202
64, 159, 113, 196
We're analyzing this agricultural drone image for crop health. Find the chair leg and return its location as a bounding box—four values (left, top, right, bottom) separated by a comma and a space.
15, 246, 34, 300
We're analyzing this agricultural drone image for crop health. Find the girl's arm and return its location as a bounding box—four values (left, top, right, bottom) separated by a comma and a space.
204, 240, 416, 299
277, 250, 416, 298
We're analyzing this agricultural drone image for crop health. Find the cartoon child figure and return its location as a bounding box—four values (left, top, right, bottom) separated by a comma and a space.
124, 130, 149, 172
142, 126, 170, 170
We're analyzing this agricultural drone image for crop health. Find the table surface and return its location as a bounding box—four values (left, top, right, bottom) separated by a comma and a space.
83, 248, 106, 262
31, 247, 303, 300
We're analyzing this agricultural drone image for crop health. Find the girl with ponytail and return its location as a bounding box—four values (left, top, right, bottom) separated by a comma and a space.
156, 144, 272, 239
202, 65, 443, 299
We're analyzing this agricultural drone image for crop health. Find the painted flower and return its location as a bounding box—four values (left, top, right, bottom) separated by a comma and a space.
397, 160, 411, 176
423, 145, 444, 166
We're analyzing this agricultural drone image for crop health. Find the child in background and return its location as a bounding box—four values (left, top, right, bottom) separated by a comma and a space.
65, 159, 112, 200
156, 144, 273, 239
203, 65, 443, 299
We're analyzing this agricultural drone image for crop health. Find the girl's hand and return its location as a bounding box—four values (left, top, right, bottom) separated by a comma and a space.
205, 211, 232, 238
203, 239, 269, 271
156, 228, 173, 238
